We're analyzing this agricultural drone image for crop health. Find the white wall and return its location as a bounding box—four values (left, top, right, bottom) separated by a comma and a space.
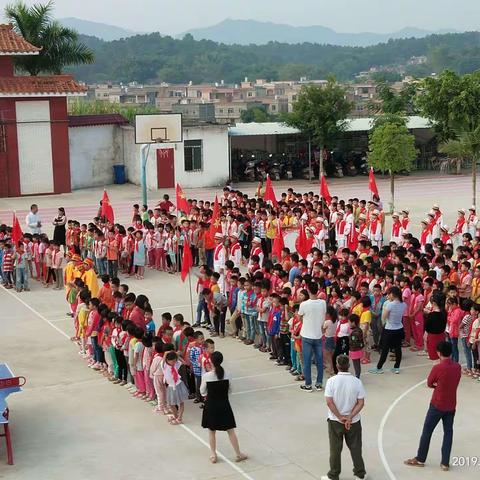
68, 123, 230, 191
175, 125, 229, 188
122, 124, 229, 190
69, 124, 122, 189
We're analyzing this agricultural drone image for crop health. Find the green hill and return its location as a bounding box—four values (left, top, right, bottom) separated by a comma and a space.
68, 31, 480, 84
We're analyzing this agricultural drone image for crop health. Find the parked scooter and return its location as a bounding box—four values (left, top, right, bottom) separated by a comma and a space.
269, 161, 281, 181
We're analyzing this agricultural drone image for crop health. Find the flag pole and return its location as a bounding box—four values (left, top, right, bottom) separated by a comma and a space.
187, 270, 195, 324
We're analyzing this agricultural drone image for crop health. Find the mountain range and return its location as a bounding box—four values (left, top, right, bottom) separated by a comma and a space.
181, 19, 457, 46
60, 17, 139, 41
60, 17, 457, 46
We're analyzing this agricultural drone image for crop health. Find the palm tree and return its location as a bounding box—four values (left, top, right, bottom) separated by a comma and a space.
5, 1, 94, 75
439, 126, 480, 207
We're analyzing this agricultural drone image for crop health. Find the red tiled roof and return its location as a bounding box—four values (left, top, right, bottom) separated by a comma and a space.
0, 24, 41, 55
68, 114, 130, 127
0, 75, 87, 96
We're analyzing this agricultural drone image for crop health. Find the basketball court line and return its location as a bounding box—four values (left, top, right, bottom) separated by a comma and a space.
1, 287, 256, 480
377, 378, 427, 480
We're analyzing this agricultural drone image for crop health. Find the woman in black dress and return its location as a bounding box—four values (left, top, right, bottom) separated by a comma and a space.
52, 207, 67, 252
201, 351, 247, 464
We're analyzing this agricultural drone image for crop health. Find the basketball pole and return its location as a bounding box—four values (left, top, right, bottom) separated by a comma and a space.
140, 143, 151, 206
187, 271, 195, 324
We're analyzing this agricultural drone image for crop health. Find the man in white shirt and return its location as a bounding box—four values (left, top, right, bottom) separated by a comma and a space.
298, 282, 326, 392
322, 355, 367, 480
25, 204, 42, 234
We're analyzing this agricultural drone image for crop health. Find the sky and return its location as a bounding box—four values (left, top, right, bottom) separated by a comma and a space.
1, 0, 479, 35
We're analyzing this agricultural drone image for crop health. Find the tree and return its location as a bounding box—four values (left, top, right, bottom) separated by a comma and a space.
368, 122, 417, 213
283, 78, 352, 174
240, 106, 275, 123
417, 70, 480, 206
5, 1, 94, 75
370, 82, 417, 115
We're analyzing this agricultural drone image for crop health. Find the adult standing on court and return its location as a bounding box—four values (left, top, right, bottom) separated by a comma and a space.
299, 282, 326, 392
52, 207, 67, 252
321, 354, 367, 480
404, 341, 461, 471
369, 286, 406, 374
25, 204, 42, 234
424, 293, 447, 360
201, 351, 247, 464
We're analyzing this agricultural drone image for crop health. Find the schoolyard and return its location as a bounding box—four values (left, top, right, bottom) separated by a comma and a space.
1, 171, 479, 480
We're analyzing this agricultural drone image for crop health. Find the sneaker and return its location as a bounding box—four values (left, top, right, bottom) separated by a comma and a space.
300, 385, 313, 392
354, 475, 368, 479
314, 384, 323, 391
368, 368, 384, 374
391, 368, 400, 374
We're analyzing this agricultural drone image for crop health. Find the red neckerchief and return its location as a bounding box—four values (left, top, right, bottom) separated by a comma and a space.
170, 364, 179, 384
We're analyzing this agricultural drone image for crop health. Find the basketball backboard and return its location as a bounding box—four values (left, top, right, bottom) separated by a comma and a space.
135, 113, 183, 144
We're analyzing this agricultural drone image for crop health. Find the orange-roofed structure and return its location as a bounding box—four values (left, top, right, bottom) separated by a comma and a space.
0, 24, 87, 197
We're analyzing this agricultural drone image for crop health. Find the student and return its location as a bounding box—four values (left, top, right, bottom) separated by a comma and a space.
189, 331, 205, 404
163, 351, 189, 425
359, 297, 372, 364
113, 319, 130, 385
133, 230, 146, 279
144, 306, 156, 334
98, 274, 114, 309
132, 328, 146, 398
14, 242, 29, 292
1, 243, 14, 288
156, 312, 172, 337
322, 306, 337, 377
142, 334, 155, 402
333, 308, 351, 374
150, 341, 168, 414
348, 313, 364, 378
266, 294, 282, 360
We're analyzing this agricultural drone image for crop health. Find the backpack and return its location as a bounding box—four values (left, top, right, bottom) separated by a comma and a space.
349, 327, 364, 351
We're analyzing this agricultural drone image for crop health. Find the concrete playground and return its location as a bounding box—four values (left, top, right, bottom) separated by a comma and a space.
0, 171, 479, 480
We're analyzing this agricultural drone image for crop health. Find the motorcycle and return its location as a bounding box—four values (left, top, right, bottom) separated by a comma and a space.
269, 161, 281, 181
244, 160, 257, 182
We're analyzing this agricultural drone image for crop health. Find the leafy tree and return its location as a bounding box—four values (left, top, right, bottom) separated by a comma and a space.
284, 78, 352, 174
240, 106, 275, 123
5, 1, 94, 75
417, 70, 480, 205
368, 122, 417, 212
371, 82, 417, 115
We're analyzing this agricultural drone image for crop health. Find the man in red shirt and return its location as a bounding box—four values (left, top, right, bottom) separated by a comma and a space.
405, 341, 461, 471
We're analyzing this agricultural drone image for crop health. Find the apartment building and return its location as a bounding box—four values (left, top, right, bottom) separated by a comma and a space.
88, 77, 382, 121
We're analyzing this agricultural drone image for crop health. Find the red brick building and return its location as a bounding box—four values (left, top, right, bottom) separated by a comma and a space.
0, 24, 86, 197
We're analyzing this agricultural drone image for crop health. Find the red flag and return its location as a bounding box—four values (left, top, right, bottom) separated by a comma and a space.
271, 221, 285, 261
180, 241, 193, 282
320, 174, 332, 205
176, 183, 190, 213
295, 222, 309, 259
11, 213, 23, 246
209, 196, 222, 240
368, 167, 379, 198
348, 224, 359, 252
101, 190, 115, 224
264, 175, 278, 208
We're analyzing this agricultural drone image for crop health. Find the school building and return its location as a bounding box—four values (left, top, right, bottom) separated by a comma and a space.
0, 24, 86, 198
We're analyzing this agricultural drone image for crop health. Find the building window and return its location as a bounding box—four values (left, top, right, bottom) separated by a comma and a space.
184, 140, 202, 171
228, 108, 234, 114
219, 109, 224, 114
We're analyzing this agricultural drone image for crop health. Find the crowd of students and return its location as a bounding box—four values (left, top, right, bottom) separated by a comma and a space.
2, 185, 480, 419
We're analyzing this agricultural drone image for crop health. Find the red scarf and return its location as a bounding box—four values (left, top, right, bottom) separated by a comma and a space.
170, 364, 179, 385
